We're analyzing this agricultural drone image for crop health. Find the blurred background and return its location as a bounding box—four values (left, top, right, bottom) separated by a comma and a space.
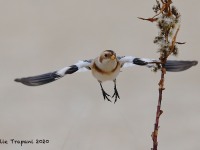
0, 0, 199, 150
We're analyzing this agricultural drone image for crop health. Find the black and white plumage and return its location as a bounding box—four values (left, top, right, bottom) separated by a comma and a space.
15, 50, 198, 103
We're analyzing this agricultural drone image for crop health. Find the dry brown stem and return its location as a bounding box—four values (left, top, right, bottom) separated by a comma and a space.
139, 0, 181, 150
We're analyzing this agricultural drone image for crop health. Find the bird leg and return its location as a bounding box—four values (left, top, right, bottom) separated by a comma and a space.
112, 79, 120, 103
99, 82, 111, 102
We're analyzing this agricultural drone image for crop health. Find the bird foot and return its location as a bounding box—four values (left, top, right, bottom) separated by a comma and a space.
112, 88, 120, 103
101, 89, 112, 102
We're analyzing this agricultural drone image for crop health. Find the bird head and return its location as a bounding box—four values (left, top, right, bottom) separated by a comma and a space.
99, 50, 116, 63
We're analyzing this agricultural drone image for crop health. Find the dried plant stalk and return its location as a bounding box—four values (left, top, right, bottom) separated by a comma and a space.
139, 0, 182, 150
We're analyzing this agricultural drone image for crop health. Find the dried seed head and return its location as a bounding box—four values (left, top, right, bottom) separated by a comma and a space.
171, 6, 180, 18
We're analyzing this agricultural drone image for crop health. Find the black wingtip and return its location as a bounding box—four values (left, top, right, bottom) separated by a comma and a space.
193, 61, 198, 66
14, 77, 37, 86
14, 72, 62, 86
165, 60, 198, 72
14, 78, 21, 82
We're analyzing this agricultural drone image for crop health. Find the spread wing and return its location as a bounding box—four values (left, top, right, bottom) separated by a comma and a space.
14, 59, 93, 86
118, 56, 158, 68
118, 56, 198, 72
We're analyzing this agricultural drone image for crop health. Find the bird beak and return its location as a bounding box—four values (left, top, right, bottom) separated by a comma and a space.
111, 55, 116, 60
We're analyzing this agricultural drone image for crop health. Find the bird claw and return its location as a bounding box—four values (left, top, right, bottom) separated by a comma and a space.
112, 88, 120, 103
101, 90, 112, 102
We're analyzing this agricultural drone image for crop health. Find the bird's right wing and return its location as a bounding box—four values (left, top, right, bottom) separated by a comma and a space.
14, 59, 93, 86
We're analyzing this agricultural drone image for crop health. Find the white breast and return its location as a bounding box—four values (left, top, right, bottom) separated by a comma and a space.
91, 58, 121, 82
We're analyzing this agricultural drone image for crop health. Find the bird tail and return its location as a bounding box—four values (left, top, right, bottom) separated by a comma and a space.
165, 60, 198, 72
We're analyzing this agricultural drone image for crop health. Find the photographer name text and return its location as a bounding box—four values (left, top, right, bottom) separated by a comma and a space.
0, 138, 49, 146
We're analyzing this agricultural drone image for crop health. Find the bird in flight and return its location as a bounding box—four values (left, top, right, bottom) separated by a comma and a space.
15, 50, 198, 103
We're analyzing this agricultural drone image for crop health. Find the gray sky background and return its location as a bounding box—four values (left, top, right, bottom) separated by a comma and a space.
0, 0, 199, 150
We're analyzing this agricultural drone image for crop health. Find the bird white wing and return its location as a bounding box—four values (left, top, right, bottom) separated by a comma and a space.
15, 59, 93, 86
118, 56, 158, 68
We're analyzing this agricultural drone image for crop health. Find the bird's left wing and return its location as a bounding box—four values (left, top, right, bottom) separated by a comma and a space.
118, 56, 157, 68
118, 56, 198, 72
14, 59, 93, 86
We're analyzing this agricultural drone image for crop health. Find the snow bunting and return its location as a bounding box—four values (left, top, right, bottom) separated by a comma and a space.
15, 50, 198, 103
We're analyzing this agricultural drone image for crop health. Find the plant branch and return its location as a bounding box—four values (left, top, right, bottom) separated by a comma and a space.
139, 0, 182, 150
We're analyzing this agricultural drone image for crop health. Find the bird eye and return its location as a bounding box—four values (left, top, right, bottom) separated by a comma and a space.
104, 54, 108, 57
